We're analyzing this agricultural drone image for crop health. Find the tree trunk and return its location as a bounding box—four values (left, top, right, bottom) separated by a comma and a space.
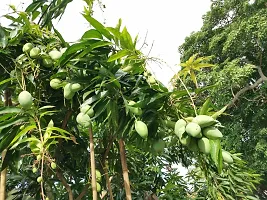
0, 150, 7, 200
103, 161, 114, 200
89, 125, 97, 200
0, 90, 12, 200
119, 139, 132, 200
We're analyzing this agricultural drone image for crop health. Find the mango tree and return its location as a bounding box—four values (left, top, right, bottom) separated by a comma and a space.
0, 2, 261, 200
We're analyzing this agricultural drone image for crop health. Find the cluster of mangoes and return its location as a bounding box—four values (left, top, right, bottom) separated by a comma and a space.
76, 104, 95, 127
22, 42, 66, 68
175, 115, 233, 164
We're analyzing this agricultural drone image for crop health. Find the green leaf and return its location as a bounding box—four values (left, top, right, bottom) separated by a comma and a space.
82, 14, 113, 40
0, 116, 26, 130
0, 107, 21, 115
120, 26, 134, 50
0, 126, 19, 153
9, 125, 37, 149
209, 139, 223, 173
81, 29, 103, 40
212, 105, 228, 119
0, 26, 8, 48
199, 98, 211, 115
107, 49, 129, 62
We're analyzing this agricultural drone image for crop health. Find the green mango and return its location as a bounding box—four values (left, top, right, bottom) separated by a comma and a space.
71, 83, 82, 92
128, 101, 142, 115
22, 43, 33, 53
192, 115, 216, 128
222, 150, 233, 164
18, 91, 33, 109
203, 126, 223, 139
185, 122, 202, 138
64, 83, 75, 99
96, 170, 102, 182
135, 121, 148, 138
188, 138, 199, 152
179, 133, 191, 146
153, 139, 165, 153
198, 137, 210, 154
175, 119, 187, 138
76, 113, 91, 127
50, 78, 62, 89
29, 47, 41, 58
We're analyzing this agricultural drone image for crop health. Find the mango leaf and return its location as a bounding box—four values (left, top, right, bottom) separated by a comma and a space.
81, 29, 103, 40
82, 15, 113, 40
0, 116, 26, 130
8, 125, 37, 148
212, 105, 228, 119
107, 49, 129, 62
0, 26, 8, 48
0, 107, 21, 115
199, 98, 211, 115
0, 126, 20, 154
120, 26, 134, 50
209, 139, 223, 173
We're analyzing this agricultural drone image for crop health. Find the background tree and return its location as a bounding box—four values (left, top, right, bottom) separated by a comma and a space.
177, 0, 267, 198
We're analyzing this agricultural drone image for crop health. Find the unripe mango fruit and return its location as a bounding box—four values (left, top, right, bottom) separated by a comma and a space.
49, 50, 62, 60
76, 113, 91, 127
64, 83, 75, 99
222, 150, 233, 164
22, 43, 33, 53
198, 138, 210, 154
153, 139, 165, 153
96, 182, 101, 192
30, 47, 41, 58
70, 83, 82, 92
42, 57, 53, 68
80, 104, 94, 117
135, 121, 148, 138
128, 101, 142, 115
185, 122, 202, 138
188, 138, 199, 152
51, 162, 57, 169
179, 134, 191, 146
50, 79, 62, 89
175, 119, 187, 138
37, 176, 43, 183
32, 167, 38, 173
96, 170, 102, 182
203, 127, 223, 139
192, 115, 216, 128
18, 91, 33, 109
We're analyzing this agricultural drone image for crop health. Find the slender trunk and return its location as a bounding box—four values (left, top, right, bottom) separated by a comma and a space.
0, 90, 12, 200
0, 150, 7, 200
119, 139, 132, 200
102, 138, 114, 200
89, 125, 97, 200
103, 162, 114, 200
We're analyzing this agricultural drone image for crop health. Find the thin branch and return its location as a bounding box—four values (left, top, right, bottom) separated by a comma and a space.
75, 184, 89, 200
56, 170, 74, 200
119, 139, 132, 200
89, 125, 97, 200
102, 137, 115, 200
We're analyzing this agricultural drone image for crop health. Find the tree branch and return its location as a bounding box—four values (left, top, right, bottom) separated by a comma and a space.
75, 184, 89, 200
228, 57, 267, 108
56, 170, 74, 200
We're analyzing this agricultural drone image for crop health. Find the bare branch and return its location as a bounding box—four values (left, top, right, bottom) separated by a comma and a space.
56, 170, 74, 200
75, 184, 89, 200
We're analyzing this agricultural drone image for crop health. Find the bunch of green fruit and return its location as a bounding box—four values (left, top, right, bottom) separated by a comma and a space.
175, 115, 233, 164
63, 83, 83, 99
76, 103, 94, 127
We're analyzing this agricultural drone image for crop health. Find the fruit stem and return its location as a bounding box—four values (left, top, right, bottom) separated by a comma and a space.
89, 124, 97, 200
119, 139, 132, 200
176, 75, 197, 116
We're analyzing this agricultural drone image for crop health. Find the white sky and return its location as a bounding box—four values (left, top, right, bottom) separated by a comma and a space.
0, 0, 211, 86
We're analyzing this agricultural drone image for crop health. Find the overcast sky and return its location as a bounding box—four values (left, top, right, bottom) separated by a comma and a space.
0, 0, 211, 86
